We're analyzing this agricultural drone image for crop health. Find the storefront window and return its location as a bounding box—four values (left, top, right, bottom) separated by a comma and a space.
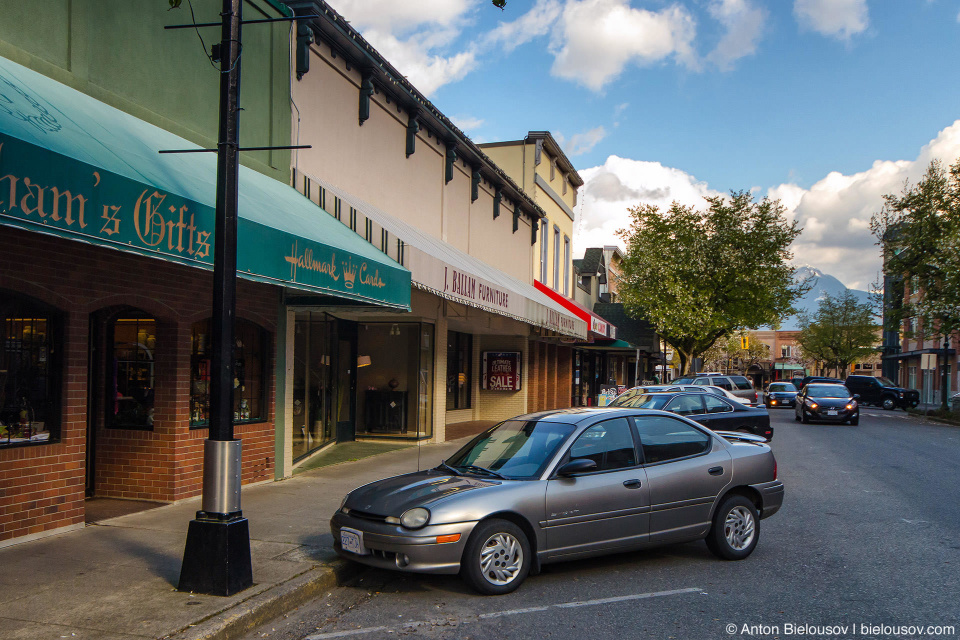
107, 313, 156, 430
0, 292, 62, 448
447, 331, 472, 410
292, 312, 334, 459
356, 323, 434, 438
190, 318, 267, 427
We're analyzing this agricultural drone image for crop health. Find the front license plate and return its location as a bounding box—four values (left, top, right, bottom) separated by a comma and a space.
826, 410, 838, 416
340, 527, 369, 555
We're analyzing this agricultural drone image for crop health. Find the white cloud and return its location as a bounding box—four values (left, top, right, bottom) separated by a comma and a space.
574, 155, 719, 256
358, 29, 477, 96
451, 114, 485, 131
550, 0, 698, 91
559, 126, 608, 156
794, 0, 868, 41
574, 122, 960, 289
706, 0, 766, 70
772, 121, 960, 289
483, 0, 563, 52
325, 0, 473, 33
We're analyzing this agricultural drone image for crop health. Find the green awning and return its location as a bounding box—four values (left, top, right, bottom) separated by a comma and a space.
0, 57, 409, 310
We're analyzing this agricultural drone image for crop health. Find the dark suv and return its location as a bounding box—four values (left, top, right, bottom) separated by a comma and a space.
844, 375, 920, 410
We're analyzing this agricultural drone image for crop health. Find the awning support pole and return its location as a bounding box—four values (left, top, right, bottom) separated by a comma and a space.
179, 0, 253, 597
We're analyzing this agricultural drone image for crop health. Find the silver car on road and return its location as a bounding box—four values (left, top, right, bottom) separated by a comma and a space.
331, 407, 784, 594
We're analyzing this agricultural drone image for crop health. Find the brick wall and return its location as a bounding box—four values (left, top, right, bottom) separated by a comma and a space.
0, 228, 278, 543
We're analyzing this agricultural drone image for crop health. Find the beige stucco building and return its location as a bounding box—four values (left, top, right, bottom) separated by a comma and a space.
276, 1, 587, 476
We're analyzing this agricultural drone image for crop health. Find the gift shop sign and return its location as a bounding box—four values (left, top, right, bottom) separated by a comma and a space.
482, 351, 522, 391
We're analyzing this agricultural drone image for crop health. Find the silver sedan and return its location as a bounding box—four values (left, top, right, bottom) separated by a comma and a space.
331, 407, 783, 594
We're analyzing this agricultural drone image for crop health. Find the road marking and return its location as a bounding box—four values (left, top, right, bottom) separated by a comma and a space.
304, 587, 703, 638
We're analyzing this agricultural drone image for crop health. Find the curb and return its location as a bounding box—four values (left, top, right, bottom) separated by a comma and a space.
167, 559, 363, 640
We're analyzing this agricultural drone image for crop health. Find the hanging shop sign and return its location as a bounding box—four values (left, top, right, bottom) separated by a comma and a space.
482, 351, 522, 391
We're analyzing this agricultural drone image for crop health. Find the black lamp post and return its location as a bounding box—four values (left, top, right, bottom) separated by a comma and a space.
178, 0, 252, 596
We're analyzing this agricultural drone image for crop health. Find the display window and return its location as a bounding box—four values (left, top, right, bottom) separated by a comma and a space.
0, 291, 63, 448
446, 330, 472, 410
107, 313, 157, 430
190, 318, 267, 427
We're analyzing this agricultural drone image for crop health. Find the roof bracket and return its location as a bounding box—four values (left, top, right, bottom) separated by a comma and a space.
358, 71, 374, 126
512, 204, 520, 233
445, 144, 457, 184
471, 168, 481, 202
406, 110, 420, 157
493, 187, 502, 219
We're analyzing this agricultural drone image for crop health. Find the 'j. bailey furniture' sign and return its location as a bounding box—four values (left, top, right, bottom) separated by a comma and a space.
482, 351, 522, 391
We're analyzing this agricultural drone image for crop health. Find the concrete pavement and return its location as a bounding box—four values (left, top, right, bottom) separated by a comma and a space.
0, 437, 466, 640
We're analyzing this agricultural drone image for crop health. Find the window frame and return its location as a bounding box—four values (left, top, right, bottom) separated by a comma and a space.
553, 226, 560, 291
664, 394, 706, 417
558, 417, 641, 476
446, 330, 473, 410
0, 292, 64, 449
189, 317, 269, 428
702, 394, 734, 414
632, 415, 712, 466
539, 220, 548, 283
563, 235, 571, 297
105, 311, 158, 431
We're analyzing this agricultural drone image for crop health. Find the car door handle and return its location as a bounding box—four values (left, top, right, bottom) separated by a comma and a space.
708, 466, 724, 476
622, 479, 642, 488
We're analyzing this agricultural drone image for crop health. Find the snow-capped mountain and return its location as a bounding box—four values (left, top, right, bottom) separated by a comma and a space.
777, 266, 873, 330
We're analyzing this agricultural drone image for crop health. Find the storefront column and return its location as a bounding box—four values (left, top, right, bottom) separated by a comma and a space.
527, 339, 540, 413
558, 346, 572, 408
433, 315, 448, 443
546, 343, 557, 409
274, 306, 295, 479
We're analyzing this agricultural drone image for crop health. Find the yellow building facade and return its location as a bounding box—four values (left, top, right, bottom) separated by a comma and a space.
479, 132, 583, 295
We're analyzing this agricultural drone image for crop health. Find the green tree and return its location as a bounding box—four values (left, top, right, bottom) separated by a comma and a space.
617, 191, 807, 374
871, 159, 960, 409
795, 291, 879, 378
702, 334, 771, 374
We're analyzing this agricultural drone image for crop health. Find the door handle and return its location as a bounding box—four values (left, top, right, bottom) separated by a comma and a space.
622, 479, 642, 488
708, 466, 724, 476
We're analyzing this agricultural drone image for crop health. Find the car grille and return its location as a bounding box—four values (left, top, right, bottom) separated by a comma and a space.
348, 509, 389, 523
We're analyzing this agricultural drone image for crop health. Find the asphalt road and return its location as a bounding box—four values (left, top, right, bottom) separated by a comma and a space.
242, 408, 960, 640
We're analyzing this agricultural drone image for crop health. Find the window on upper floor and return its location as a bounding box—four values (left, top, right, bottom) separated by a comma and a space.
563, 236, 571, 297
553, 226, 561, 291
540, 220, 548, 283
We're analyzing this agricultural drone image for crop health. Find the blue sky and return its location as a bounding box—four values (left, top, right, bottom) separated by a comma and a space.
324, 0, 960, 290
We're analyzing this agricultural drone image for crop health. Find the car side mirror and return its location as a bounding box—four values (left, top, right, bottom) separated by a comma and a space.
557, 459, 597, 476
853, 394, 860, 400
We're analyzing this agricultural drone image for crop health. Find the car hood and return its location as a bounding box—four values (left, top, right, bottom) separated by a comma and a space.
344, 470, 501, 516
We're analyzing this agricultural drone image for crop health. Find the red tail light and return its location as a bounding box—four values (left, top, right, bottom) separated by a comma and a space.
754, 392, 758, 402
773, 459, 778, 480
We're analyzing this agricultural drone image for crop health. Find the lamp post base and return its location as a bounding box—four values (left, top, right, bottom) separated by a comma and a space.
178, 512, 253, 596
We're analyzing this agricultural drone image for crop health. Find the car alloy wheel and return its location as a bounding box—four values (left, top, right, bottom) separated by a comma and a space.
882, 397, 896, 411
461, 519, 531, 595
706, 494, 760, 560
724, 506, 756, 551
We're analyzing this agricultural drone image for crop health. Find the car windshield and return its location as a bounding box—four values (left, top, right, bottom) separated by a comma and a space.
769, 383, 797, 392
609, 393, 671, 409
876, 377, 897, 387
444, 419, 575, 479
806, 384, 851, 398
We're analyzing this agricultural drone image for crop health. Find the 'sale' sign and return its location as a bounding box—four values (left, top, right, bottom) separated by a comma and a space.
482, 352, 522, 391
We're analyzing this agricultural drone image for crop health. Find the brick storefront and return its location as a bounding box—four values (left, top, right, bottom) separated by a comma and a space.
0, 227, 278, 544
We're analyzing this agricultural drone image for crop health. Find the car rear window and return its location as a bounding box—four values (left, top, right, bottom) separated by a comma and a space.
731, 376, 753, 390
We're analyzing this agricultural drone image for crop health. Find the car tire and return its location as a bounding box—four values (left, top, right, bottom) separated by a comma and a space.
460, 518, 531, 595
849, 414, 859, 425
881, 397, 896, 411
706, 494, 760, 560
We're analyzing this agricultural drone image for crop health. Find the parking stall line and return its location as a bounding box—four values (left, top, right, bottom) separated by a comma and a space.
304, 587, 704, 639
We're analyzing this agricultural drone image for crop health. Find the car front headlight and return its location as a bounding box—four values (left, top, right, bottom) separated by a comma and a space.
339, 492, 351, 512
846, 403, 855, 410
400, 507, 430, 529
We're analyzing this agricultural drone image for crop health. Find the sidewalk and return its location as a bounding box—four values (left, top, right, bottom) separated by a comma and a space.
0, 437, 467, 640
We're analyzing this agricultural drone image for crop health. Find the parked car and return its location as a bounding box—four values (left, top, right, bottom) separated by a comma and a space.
789, 376, 805, 389
615, 384, 754, 406
610, 391, 772, 439
765, 382, 799, 408
795, 383, 859, 425
671, 375, 758, 405
332, 408, 784, 594
844, 375, 920, 410
798, 376, 844, 388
